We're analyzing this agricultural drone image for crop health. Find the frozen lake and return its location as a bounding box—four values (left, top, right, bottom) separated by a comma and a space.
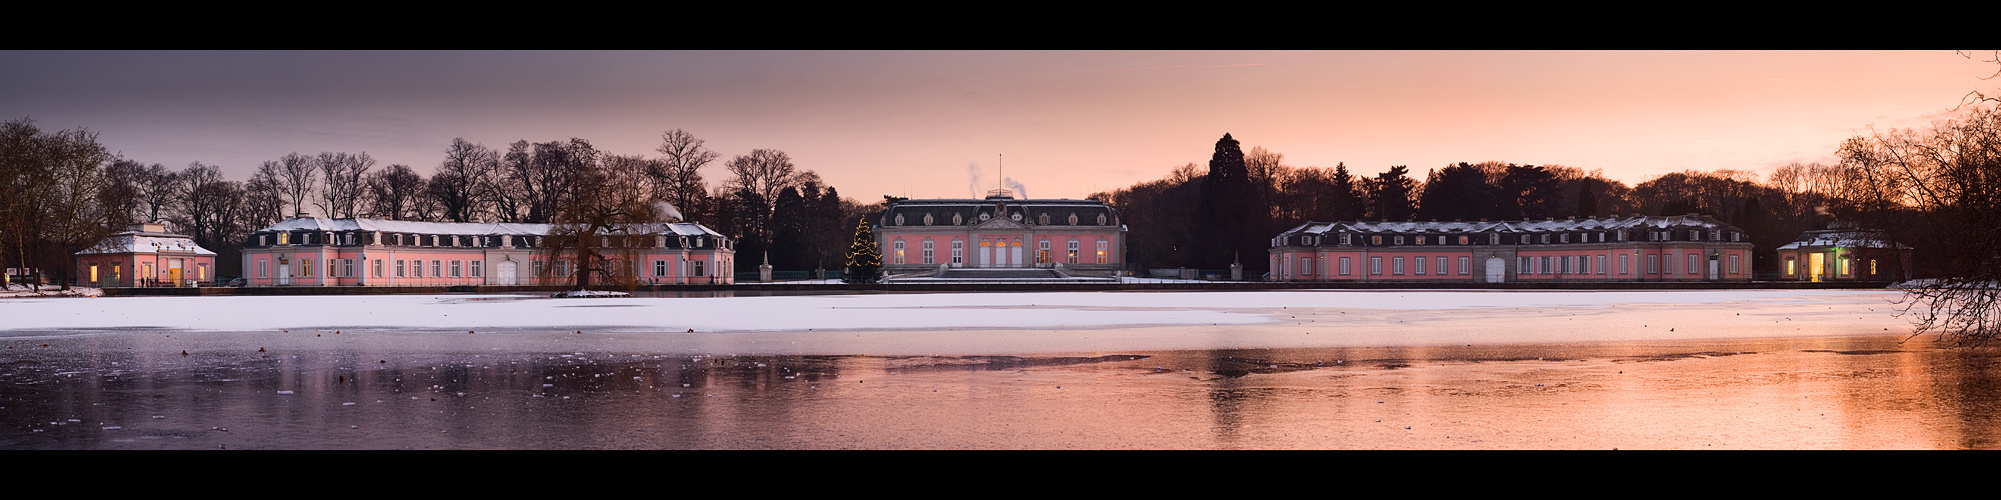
4, 289, 1996, 449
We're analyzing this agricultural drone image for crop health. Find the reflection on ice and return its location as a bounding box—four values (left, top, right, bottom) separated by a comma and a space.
1, 289, 1990, 449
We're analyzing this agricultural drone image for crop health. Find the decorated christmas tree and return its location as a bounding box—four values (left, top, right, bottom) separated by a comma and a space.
843, 216, 883, 284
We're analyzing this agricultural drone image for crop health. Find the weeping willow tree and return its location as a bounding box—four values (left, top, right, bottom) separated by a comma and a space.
538, 153, 660, 291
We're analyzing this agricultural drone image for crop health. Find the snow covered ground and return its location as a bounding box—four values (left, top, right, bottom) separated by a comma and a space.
1, 283, 100, 298
0, 289, 1918, 354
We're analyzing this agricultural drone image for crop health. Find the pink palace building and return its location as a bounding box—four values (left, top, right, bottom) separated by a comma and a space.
1268, 214, 1754, 283
875, 190, 1126, 276
240, 217, 736, 286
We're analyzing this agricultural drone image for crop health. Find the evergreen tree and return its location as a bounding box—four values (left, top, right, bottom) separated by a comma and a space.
1194, 133, 1268, 273
843, 217, 882, 284
1415, 162, 1497, 221
1364, 165, 1418, 221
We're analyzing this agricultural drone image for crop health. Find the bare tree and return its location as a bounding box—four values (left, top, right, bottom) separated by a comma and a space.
37, 127, 119, 290
653, 129, 719, 222
724, 148, 799, 209
276, 152, 316, 218
432, 139, 497, 222
509, 139, 594, 223
314, 152, 373, 219
1839, 105, 2001, 346
1244, 146, 1284, 211
244, 162, 290, 227
362, 164, 426, 220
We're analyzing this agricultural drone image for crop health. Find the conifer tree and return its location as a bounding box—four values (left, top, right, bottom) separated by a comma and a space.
843, 217, 882, 284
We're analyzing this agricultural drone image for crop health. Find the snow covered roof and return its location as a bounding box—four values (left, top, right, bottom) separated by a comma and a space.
77, 231, 217, 256
1280, 215, 1733, 237
252, 217, 722, 238
878, 198, 1120, 228
1776, 230, 1910, 250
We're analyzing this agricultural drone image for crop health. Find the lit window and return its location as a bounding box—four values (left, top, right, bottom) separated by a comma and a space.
893, 240, 906, 264
1096, 240, 1108, 264
1067, 239, 1079, 264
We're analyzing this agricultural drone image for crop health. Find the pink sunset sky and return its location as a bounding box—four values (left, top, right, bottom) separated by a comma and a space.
3, 50, 1994, 201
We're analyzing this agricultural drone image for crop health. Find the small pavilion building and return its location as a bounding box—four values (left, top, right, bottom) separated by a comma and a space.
1776, 221, 1911, 282
74, 223, 219, 287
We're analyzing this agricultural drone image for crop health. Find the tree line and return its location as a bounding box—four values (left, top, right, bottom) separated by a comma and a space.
0, 121, 874, 288
1093, 133, 1940, 278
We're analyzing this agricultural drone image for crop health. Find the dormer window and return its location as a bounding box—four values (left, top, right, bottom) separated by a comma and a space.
924, 213, 934, 225
895, 214, 905, 225
1393, 236, 1404, 245
1414, 235, 1425, 245
1038, 213, 1050, 225
1341, 233, 1352, 245
1097, 214, 1108, 225
954, 213, 964, 225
